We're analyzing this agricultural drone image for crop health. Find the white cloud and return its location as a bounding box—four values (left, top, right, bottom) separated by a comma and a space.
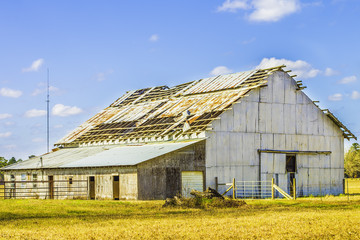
217, 0, 300, 22
52, 104, 83, 117
0, 132, 12, 138
257, 57, 320, 79
0, 87, 23, 98
25, 109, 47, 118
324, 67, 339, 76
54, 124, 63, 129
217, 0, 248, 12
149, 34, 159, 42
249, 0, 300, 22
31, 89, 43, 96
22, 58, 44, 72
351, 91, 360, 100
31, 86, 59, 96
32, 138, 44, 143
4, 121, 15, 126
0, 113, 12, 120
95, 70, 113, 82
328, 93, 343, 101
96, 73, 106, 82
210, 66, 233, 76
338, 75, 357, 84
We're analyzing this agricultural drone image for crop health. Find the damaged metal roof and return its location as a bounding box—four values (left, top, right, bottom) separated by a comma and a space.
3, 140, 202, 170
54, 65, 356, 147
56, 66, 283, 146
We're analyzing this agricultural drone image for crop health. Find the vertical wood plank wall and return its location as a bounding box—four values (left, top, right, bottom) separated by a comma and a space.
206, 71, 344, 196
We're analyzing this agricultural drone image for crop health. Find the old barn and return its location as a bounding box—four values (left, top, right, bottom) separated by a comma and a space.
2, 66, 356, 199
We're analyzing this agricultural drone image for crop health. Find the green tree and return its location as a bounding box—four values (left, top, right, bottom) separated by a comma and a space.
8, 157, 17, 165
344, 143, 360, 178
0, 157, 8, 168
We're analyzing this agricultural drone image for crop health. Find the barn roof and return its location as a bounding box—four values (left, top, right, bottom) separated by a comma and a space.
2, 140, 201, 170
53, 65, 356, 147
55, 66, 284, 147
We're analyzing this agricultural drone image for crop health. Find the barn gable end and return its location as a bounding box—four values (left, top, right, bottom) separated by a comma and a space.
205, 71, 345, 196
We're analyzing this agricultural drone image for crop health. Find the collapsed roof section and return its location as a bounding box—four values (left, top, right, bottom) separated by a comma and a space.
55, 66, 284, 147
55, 65, 357, 147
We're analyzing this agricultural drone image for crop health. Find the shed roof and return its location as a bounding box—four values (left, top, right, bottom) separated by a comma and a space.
3, 140, 201, 170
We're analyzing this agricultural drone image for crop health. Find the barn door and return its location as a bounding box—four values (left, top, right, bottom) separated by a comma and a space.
181, 171, 204, 197
119, 173, 138, 200
260, 153, 287, 196
89, 176, 95, 200
48, 176, 54, 199
286, 155, 297, 195
113, 175, 120, 200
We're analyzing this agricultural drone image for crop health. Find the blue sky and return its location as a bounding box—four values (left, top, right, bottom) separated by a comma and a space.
0, 0, 359, 159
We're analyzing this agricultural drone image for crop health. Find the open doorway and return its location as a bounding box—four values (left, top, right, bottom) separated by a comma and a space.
48, 176, 54, 199
113, 176, 119, 200
89, 176, 95, 200
286, 155, 296, 195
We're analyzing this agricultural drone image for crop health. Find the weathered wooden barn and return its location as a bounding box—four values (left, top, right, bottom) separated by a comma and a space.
2, 66, 356, 199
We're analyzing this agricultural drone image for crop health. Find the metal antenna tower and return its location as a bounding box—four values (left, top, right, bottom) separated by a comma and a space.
47, 68, 50, 153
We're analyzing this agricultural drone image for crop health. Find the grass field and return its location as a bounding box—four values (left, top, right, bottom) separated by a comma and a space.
1, 196, 360, 239
345, 178, 360, 194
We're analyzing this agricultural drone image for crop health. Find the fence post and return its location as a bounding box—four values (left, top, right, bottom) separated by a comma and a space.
232, 178, 236, 199
271, 178, 274, 200
215, 177, 218, 192
347, 178, 349, 201
293, 178, 296, 200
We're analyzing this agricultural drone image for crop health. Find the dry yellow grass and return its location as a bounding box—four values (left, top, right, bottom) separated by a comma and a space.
0, 196, 360, 239
345, 178, 360, 194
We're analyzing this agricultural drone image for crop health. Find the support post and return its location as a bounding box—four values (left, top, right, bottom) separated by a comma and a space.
271, 178, 274, 200
215, 177, 218, 192
293, 178, 296, 200
232, 178, 236, 199
347, 178, 349, 201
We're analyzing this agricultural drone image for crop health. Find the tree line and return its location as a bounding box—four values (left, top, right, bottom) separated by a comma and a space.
345, 143, 360, 178
0, 156, 23, 169
0, 156, 23, 180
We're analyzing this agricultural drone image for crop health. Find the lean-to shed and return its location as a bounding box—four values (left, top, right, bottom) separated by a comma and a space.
2, 66, 356, 199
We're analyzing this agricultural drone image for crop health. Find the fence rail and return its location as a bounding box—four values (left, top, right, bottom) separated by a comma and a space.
235, 180, 272, 199
216, 177, 296, 199
0, 180, 88, 199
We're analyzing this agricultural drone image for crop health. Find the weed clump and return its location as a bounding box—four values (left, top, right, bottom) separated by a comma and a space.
163, 188, 246, 209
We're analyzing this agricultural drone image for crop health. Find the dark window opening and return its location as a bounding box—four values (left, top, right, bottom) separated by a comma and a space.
286, 155, 296, 173
33, 174, 38, 188
286, 155, 296, 196
113, 175, 119, 200
69, 177, 73, 185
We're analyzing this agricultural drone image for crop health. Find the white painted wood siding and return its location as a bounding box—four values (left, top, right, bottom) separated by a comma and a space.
206, 71, 345, 196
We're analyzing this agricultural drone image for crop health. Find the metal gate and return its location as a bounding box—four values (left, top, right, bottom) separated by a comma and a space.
0, 180, 88, 199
